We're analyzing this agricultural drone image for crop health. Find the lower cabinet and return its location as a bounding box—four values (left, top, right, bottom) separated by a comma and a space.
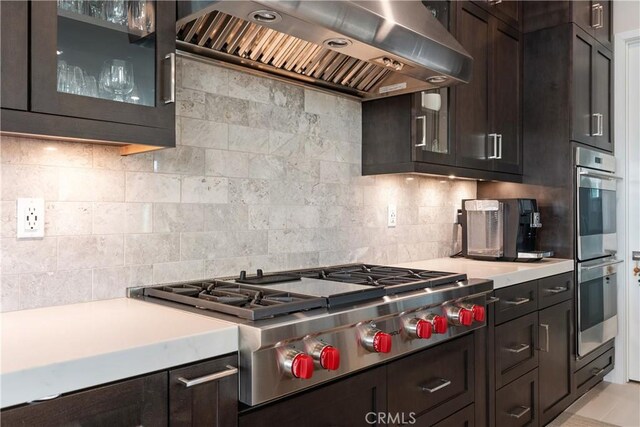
495, 369, 538, 427
239, 365, 387, 427
538, 300, 574, 425
1, 354, 238, 427
432, 404, 475, 427
488, 272, 580, 427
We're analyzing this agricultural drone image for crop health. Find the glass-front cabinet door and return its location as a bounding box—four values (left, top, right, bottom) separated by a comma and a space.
30, 0, 175, 128
412, 88, 454, 165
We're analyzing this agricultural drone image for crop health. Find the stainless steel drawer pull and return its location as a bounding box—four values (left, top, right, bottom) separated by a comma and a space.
178, 365, 238, 388
421, 378, 452, 393
592, 367, 606, 376
508, 406, 531, 419
504, 297, 530, 306
544, 286, 568, 294
28, 393, 61, 403
540, 324, 550, 352
506, 343, 531, 353
415, 116, 427, 147
488, 133, 499, 159
163, 52, 176, 104
486, 296, 500, 305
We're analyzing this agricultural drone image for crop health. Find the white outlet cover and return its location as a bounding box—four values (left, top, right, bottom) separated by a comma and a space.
17, 198, 45, 239
387, 204, 397, 227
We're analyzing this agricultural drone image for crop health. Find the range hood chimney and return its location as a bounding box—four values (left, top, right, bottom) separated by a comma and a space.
177, 1, 473, 99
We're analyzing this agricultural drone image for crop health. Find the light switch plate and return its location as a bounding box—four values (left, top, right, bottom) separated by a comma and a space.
387, 204, 397, 227
17, 198, 45, 239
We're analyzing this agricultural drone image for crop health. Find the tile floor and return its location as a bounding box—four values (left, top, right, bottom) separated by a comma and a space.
549, 381, 640, 426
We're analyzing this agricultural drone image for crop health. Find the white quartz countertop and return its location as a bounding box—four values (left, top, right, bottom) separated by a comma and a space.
0, 298, 238, 409
394, 257, 574, 289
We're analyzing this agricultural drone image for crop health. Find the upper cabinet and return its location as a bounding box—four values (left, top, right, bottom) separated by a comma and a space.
0, 0, 176, 153
524, 23, 613, 154
362, 0, 523, 183
472, 0, 522, 30
524, 1, 612, 51
453, 1, 522, 176
0, 2, 28, 111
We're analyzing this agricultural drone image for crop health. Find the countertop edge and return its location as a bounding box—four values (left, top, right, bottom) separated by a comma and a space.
1, 325, 238, 409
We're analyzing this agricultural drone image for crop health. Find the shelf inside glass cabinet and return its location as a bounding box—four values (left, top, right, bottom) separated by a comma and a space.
57, 8, 153, 39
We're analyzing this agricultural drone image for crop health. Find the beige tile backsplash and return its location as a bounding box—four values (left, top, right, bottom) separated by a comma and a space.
0, 57, 476, 311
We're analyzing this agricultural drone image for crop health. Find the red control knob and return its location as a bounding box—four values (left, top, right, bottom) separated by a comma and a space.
319, 346, 341, 370
459, 308, 473, 326
291, 353, 314, 379
427, 314, 448, 334
415, 319, 433, 339
471, 305, 485, 322
373, 332, 392, 353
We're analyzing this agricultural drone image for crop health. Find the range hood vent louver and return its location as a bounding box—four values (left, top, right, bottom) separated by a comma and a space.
176, 1, 473, 100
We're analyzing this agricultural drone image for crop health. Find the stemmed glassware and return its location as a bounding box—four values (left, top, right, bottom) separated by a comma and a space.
99, 59, 135, 102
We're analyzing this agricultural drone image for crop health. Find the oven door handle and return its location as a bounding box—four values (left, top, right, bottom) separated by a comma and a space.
579, 170, 623, 180
581, 259, 623, 271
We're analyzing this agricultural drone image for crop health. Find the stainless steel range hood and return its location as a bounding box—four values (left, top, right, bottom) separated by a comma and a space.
176, 1, 473, 99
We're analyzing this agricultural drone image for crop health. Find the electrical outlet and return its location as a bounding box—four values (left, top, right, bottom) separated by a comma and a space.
17, 198, 45, 239
387, 204, 397, 227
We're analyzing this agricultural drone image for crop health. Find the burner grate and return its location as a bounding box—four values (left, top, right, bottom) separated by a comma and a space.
145, 281, 326, 320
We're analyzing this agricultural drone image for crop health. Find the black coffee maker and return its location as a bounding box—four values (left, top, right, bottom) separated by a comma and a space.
461, 198, 553, 261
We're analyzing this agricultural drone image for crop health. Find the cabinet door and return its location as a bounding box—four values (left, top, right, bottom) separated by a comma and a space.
495, 369, 538, 427
30, 1, 175, 129
592, 44, 613, 152
239, 365, 387, 427
1, 372, 168, 426
0, 1, 28, 110
538, 300, 574, 426
592, 0, 612, 50
413, 88, 456, 166
454, 2, 492, 171
489, 0, 521, 30
490, 19, 522, 174
169, 355, 238, 427
571, 27, 596, 146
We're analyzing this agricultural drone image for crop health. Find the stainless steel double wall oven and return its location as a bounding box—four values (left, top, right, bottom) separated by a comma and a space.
575, 147, 621, 357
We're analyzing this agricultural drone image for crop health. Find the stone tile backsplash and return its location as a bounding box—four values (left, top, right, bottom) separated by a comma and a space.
0, 56, 476, 311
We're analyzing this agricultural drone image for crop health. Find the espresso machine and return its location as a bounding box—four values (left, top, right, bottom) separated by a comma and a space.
460, 199, 554, 261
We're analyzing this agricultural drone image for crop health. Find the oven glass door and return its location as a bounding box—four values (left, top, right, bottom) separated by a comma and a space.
578, 261, 618, 356
577, 168, 618, 261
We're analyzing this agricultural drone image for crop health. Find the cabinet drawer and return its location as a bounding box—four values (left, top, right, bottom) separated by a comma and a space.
170, 354, 238, 427
495, 312, 539, 388
431, 403, 475, 427
1, 372, 167, 426
495, 369, 539, 427
388, 334, 474, 419
575, 348, 614, 397
538, 272, 574, 308
494, 281, 538, 324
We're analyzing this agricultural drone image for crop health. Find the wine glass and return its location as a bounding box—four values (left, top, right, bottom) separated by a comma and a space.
99, 59, 134, 102
105, 0, 126, 25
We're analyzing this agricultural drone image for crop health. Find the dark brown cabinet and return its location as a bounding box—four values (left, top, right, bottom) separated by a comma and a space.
169, 355, 239, 427
1, 373, 169, 427
538, 300, 574, 425
571, 25, 613, 152
362, 1, 523, 183
472, 0, 521, 30
432, 404, 476, 427
0, 0, 176, 152
486, 273, 579, 427
0, 1, 28, 111
524, 23, 614, 155
239, 365, 387, 427
524, 1, 612, 51
453, 1, 522, 176
1, 354, 238, 427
